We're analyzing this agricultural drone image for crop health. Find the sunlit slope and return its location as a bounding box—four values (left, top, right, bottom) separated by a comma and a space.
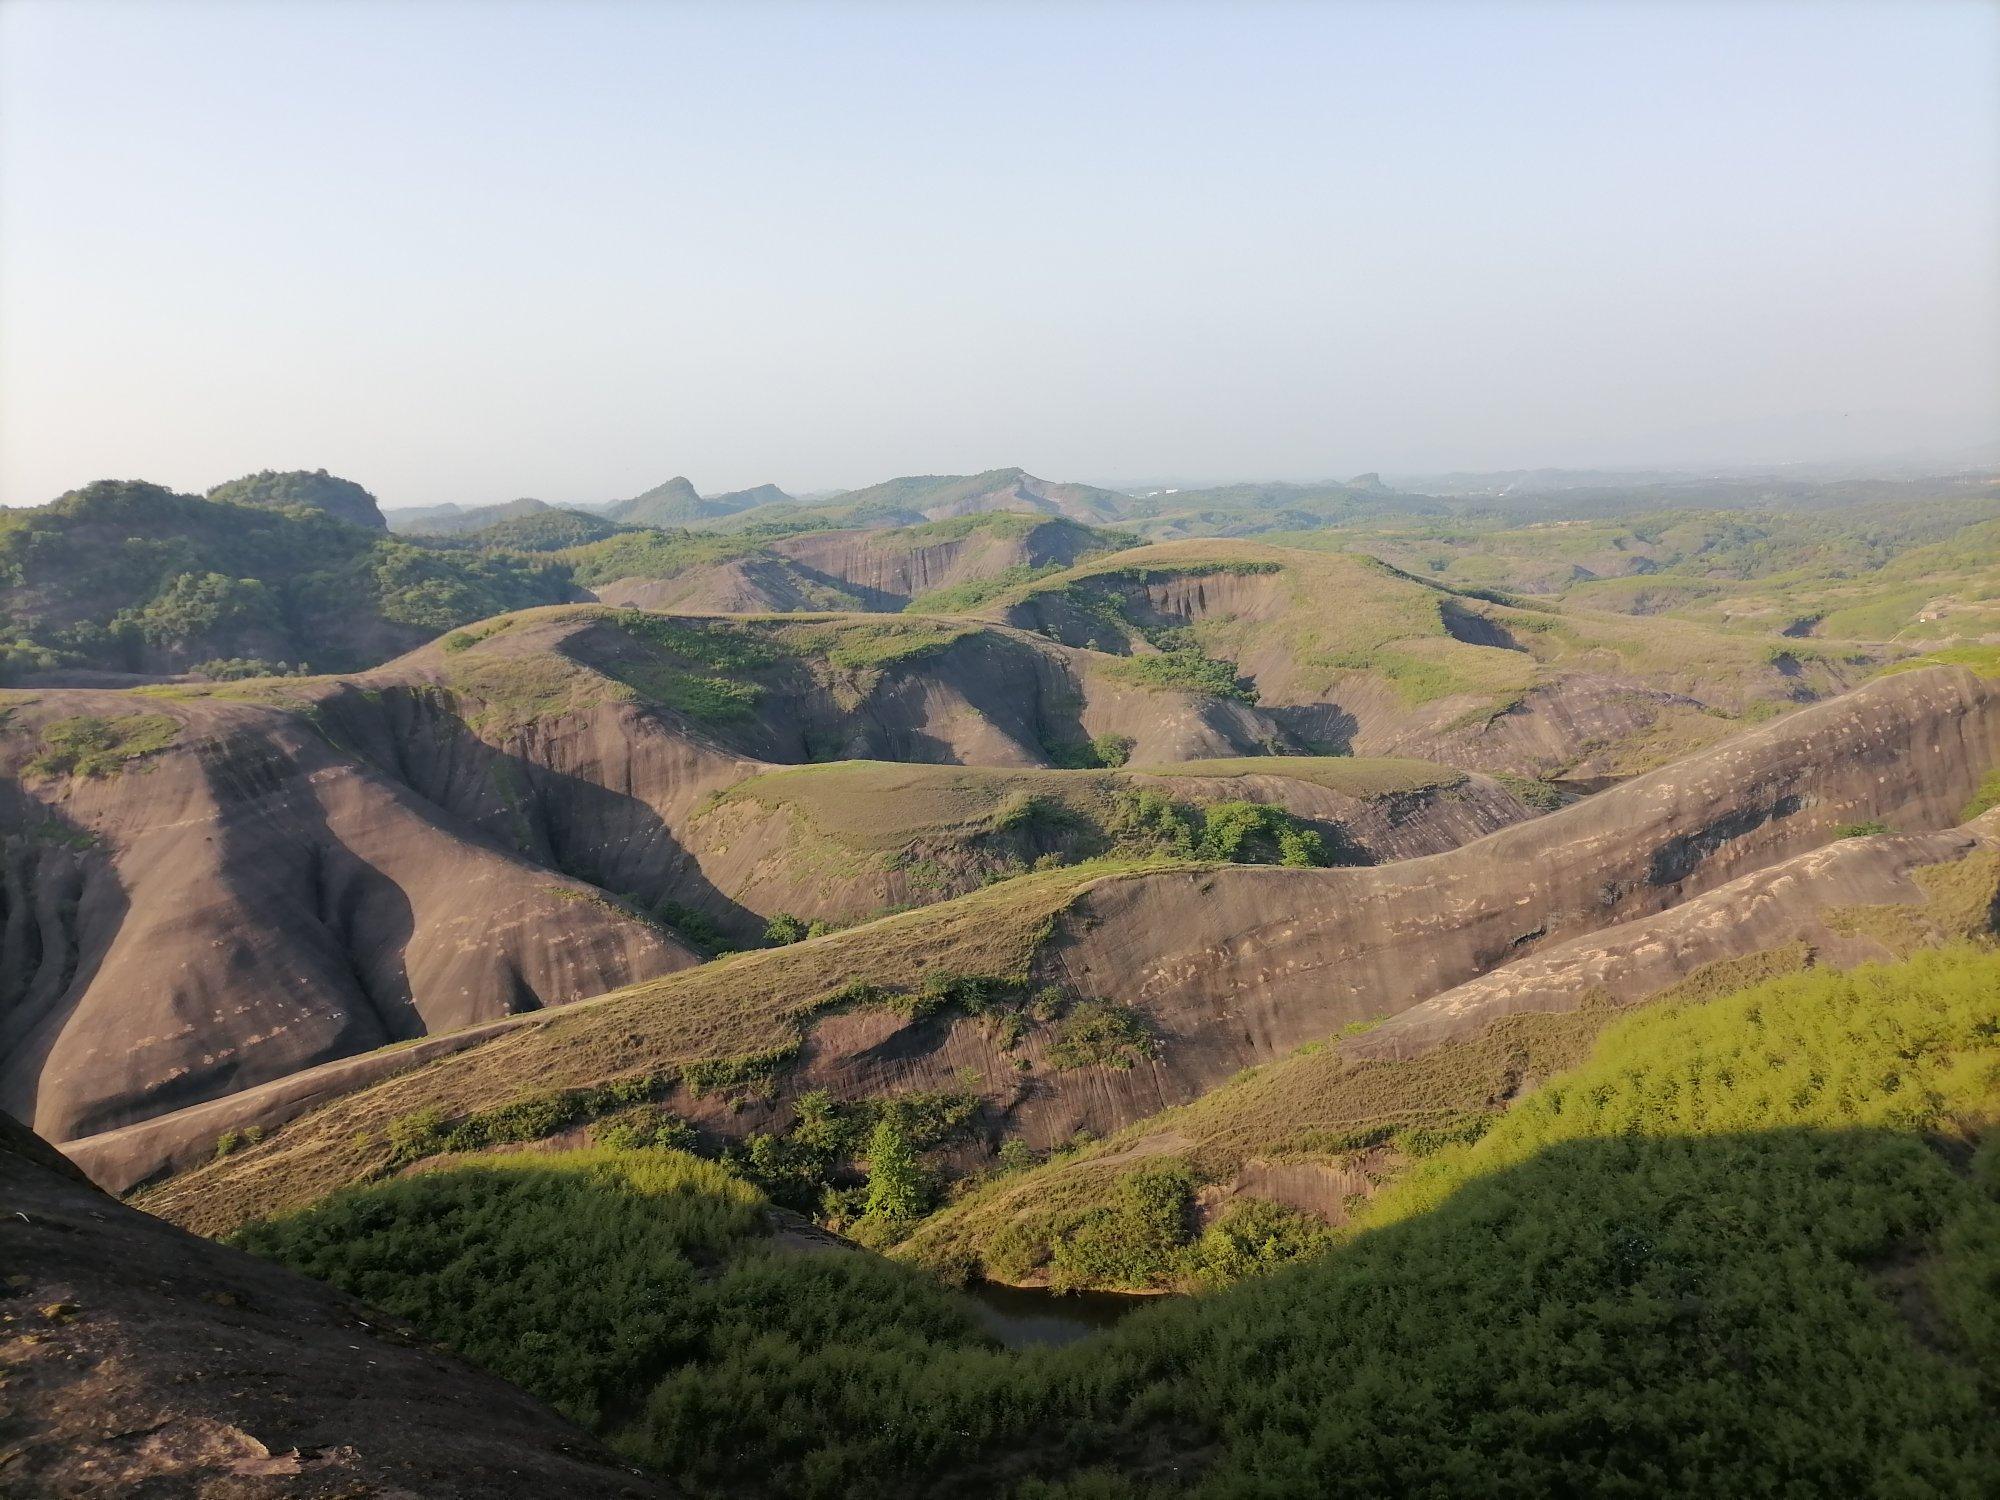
230, 944, 2000, 1497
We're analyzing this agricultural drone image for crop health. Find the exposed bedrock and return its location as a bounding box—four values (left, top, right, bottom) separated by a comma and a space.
1050, 668, 1995, 1036
0, 692, 693, 1145
51, 668, 2000, 1194
593, 518, 1100, 614
0, 1115, 670, 1498
776, 667, 2000, 1144
1345, 812, 2000, 1061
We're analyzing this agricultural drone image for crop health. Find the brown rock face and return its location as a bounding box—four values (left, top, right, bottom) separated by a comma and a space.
755, 667, 2000, 1149
0, 1114, 669, 1498
1045, 665, 1998, 1058
1345, 812, 2000, 1060
0, 690, 695, 1144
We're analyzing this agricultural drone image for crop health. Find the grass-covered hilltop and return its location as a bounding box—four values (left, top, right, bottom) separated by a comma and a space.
4, 457, 1999, 1498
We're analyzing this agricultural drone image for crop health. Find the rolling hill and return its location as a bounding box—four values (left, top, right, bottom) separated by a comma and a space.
82, 662, 1998, 1226
0, 479, 575, 678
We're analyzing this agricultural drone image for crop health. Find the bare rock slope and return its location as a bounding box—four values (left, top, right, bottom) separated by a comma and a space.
0, 688, 695, 1144
0, 1113, 667, 1498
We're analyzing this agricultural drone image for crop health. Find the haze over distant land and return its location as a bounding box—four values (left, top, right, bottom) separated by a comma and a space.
2, 0, 1996, 507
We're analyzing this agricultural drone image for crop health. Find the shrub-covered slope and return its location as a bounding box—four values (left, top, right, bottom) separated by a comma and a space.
989, 538, 1880, 778
226, 945, 2000, 1497
906, 818, 2000, 1285
576, 513, 1125, 614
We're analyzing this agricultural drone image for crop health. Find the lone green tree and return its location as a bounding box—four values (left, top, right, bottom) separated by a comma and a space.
862, 1116, 929, 1222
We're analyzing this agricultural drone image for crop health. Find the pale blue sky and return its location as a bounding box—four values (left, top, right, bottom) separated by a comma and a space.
2, 0, 1995, 506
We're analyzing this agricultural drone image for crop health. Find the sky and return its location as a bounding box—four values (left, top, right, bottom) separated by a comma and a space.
1, 0, 1995, 508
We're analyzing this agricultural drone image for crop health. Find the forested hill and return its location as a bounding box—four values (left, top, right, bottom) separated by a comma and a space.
0, 479, 572, 678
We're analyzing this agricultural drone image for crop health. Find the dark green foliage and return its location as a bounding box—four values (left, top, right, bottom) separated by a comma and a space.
191, 656, 300, 680
0, 480, 570, 676
861, 1117, 930, 1224
763, 912, 811, 946
726, 1086, 980, 1216
1189, 1198, 1336, 1285
205, 468, 385, 529
459, 509, 632, 552
1042, 735, 1114, 769
1837, 820, 1892, 838
560, 521, 836, 587
892, 970, 1015, 1021
656, 900, 737, 956
905, 562, 1070, 613
1102, 647, 1254, 702
1042, 1163, 1195, 1290
1090, 732, 1134, 767
121, 571, 283, 649
381, 1075, 661, 1167
681, 1046, 800, 1100
1108, 789, 1329, 866
1048, 1000, 1155, 1071
234, 943, 2000, 1498
232, 1150, 776, 1428
1494, 771, 1565, 812
591, 1108, 699, 1153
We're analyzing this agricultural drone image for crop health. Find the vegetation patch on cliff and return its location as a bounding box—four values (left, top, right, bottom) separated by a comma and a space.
23, 712, 180, 779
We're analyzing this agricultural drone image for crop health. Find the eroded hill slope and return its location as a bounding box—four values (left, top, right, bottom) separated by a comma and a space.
2, 607, 1534, 1148
108, 665, 2000, 1231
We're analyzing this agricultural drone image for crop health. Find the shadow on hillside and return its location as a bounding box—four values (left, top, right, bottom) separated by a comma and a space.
199, 725, 419, 1043
1265, 700, 1358, 755
237, 1122, 1998, 1499
0, 783, 129, 1126
308, 682, 765, 940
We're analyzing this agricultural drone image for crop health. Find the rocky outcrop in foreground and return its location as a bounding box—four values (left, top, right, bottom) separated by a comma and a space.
0, 1114, 668, 1498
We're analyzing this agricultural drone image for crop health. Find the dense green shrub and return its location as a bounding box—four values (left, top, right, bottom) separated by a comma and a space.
381, 1075, 661, 1166
1048, 1000, 1155, 1071
1106, 788, 1329, 866
1102, 648, 1254, 702
1047, 1163, 1194, 1290
1189, 1197, 1336, 1285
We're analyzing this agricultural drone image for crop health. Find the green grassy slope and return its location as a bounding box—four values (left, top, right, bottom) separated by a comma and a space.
234, 943, 2000, 1497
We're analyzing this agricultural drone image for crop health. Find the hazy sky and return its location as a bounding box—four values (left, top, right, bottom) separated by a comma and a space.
2, 0, 1996, 507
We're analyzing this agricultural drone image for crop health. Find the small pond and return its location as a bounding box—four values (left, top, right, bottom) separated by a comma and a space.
963, 1280, 1162, 1350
